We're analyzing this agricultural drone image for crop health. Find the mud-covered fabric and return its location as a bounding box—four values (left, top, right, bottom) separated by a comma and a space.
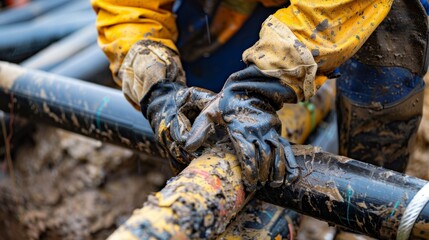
336, 81, 425, 172
93, 0, 393, 103
353, 0, 429, 76
91, 0, 178, 83
243, 15, 318, 102
244, 0, 393, 101
118, 40, 217, 168
90, 0, 285, 82
118, 40, 185, 109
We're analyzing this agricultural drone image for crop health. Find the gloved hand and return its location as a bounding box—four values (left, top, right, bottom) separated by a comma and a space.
119, 40, 215, 171
185, 65, 300, 191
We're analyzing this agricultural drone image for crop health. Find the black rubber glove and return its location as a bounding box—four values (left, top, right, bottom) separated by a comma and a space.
185, 65, 300, 191
141, 82, 215, 172
118, 40, 216, 173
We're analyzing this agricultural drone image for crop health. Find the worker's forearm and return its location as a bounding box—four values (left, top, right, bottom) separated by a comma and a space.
91, 0, 178, 81
273, 0, 393, 74
244, 0, 393, 101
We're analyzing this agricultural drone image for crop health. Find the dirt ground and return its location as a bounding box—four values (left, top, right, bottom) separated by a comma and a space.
0, 126, 171, 240
0, 81, 429, 239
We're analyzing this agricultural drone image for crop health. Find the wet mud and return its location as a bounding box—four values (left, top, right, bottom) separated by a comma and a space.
0, 124, 170, 240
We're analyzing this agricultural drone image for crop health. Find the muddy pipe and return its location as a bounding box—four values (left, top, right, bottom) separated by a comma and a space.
0, 62, 167, 159
1, 62, 429, 239
109, 145, 429, 240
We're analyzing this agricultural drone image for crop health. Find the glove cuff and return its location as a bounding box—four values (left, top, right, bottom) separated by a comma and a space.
242, 15, 318, 102
140, 81, 186, 118
222, 65, 297, 110
118, 40, 186, 110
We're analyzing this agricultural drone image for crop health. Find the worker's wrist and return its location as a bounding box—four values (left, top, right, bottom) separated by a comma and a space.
242, 15, 317, 102
119, 40, 186, 109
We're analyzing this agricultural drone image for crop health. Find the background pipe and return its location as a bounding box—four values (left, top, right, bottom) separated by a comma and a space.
0, 62, 166, 159
35, 0, 91, 19
0, 13, 95, 62
49, 44, 111, 84
0, 0, 70, 25
21, 25, 97, 71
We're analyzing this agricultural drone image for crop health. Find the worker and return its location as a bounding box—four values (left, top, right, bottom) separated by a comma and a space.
91, 0, 428, 193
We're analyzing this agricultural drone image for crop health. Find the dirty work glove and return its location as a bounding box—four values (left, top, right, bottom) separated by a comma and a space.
185, 65, 300, 191
119, 40, 215, 170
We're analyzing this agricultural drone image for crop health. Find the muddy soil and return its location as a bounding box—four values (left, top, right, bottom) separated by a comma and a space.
0, 125, 171, 240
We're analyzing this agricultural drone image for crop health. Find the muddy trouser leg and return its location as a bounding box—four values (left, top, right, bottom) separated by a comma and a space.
335, 59, 425, 238
336, 59, 425, 172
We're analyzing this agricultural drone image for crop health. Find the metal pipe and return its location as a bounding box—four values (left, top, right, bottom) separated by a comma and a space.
1, 62, 429, 239
35, 0, 91, 19
0, 0, 70, 25
0, 13, 95, 62
0, 62, 167, 159
50, 43, 110, 82
21, 25, 97, 71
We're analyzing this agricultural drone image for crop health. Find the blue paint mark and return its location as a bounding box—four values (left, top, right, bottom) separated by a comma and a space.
346, 183, 354, 225
95, 96, 109, 129
390, 200, 401, 217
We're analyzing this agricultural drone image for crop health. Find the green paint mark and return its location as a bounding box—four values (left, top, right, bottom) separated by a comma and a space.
96, 96, 109, 129
299, 101, 316, 130
346, 183, 354, 226
390, 200, 400, 217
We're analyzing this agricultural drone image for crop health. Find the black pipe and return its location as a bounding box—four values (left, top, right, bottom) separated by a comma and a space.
0, 13, 95, 62
257, 146, 429, 239
0, 62, 167, 159
21, 25, 97, 71
50, 44, 110, 84
36, 0, 91, 18
1, 62, 429, 239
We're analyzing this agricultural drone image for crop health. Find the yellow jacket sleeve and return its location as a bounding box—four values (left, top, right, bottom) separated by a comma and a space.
91, 0, 178, 85
243, 0, 393, 101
